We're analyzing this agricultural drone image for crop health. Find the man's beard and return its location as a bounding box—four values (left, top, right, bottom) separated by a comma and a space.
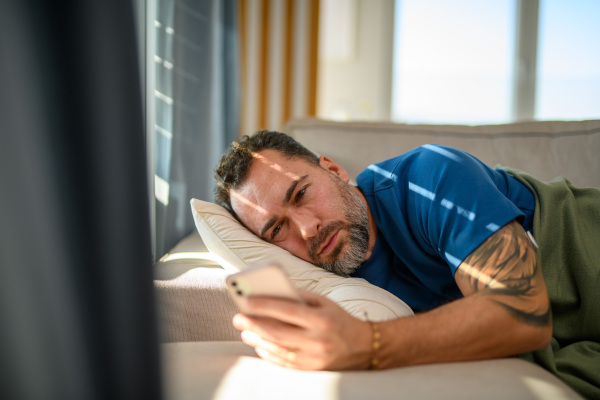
308, 176, 369, 277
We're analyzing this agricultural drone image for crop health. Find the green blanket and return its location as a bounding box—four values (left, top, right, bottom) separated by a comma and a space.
502, 168, 600, 399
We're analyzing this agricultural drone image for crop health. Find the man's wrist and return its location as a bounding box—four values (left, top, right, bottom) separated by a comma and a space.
367, 321, 381, 369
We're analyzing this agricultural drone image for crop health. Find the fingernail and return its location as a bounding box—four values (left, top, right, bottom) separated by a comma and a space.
240, 330, 254, 342
232, 314, 245, 328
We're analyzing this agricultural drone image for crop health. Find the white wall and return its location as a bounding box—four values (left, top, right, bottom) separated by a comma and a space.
317, 0, 395, 121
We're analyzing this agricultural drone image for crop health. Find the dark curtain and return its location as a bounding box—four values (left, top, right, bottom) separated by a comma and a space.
0, 0, 161, 399
152, 0, 240, 259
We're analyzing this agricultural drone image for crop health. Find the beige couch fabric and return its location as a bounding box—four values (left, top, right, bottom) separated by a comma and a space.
284, 118, 600, 189
154, 232, 241, 342
162, 342, 584, 400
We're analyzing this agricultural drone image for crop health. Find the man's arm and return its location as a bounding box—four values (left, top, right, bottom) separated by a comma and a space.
372, 219, 552, 368
233, 220, 552, 370
455, 220, 552, 328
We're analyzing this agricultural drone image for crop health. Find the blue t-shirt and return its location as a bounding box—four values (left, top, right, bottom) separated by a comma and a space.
352, 145, 535, 312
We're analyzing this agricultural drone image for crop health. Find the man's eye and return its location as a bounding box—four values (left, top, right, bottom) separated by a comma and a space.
296, 187, 306, 202
272, 223, 282, 239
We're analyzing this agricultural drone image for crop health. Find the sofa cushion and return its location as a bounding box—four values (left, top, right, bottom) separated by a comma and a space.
162, 342, 585, 400
190, 198, 413, 322
154, 233, 242, 342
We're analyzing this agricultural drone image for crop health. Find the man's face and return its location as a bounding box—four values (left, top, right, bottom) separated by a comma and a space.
230, 149, 373, 276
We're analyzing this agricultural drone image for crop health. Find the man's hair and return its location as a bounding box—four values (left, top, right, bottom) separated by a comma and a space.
214, 130, 319, 217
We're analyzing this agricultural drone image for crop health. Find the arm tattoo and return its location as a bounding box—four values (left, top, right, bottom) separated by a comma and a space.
456, 221, 551, 327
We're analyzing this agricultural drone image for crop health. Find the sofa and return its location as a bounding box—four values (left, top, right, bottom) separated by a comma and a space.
155, 117, 600, 400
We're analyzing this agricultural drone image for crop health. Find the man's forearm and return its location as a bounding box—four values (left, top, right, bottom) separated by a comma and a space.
374, 293, 551, 368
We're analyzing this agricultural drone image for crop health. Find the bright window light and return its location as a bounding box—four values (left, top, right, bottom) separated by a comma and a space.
536, 0, 600, 120
392, 0, 516, 124
155, 174, 170, 206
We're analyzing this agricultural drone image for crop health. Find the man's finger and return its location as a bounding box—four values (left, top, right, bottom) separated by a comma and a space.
233, 312, 306, 349
240, 329, 262, 346
241, 296, 322, 329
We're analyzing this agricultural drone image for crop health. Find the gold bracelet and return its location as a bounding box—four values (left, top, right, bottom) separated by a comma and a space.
369, 322, 381, 369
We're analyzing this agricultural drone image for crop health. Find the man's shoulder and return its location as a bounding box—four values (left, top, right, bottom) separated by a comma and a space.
356, 145, 466, 191
356, 154, 407, 195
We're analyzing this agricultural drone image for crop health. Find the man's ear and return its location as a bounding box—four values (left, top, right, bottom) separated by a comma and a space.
318, 156, 350, 183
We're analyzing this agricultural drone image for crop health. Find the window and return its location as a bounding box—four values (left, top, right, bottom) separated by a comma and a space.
392, 0, 515, 124
536, 0, 600, 120
392, 0, 600, 124
146, 0, 240, 259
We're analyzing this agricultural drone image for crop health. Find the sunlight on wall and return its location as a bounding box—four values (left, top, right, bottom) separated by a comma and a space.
317, 0, 395, 121
155, 174, 170, 206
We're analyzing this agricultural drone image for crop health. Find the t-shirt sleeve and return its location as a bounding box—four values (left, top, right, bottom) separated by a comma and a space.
399, 145, 524, 274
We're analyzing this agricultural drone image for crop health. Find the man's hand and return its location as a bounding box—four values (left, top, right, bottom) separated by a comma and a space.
232, 291, 372, 370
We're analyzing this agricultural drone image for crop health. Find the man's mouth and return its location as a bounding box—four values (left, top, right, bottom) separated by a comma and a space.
319, 231, 339, 256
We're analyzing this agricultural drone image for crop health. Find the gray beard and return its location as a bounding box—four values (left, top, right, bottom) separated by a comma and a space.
308, 177, 370, 277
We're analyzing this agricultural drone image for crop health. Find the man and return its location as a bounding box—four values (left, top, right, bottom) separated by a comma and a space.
214, 130, 599, 397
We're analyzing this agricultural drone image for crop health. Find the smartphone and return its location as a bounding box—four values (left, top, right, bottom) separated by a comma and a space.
225, 261, 303, 315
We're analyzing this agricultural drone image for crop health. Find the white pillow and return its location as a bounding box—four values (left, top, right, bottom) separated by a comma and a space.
190, 198, 413, 321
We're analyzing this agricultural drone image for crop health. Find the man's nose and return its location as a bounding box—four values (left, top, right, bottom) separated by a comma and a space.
292, 210, 319, 240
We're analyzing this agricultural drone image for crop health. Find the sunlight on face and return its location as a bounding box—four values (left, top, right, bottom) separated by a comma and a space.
230, 189, 269, 216
229, 150, 302, 218
229, 149, 370, 277
252, 151, 302, 181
